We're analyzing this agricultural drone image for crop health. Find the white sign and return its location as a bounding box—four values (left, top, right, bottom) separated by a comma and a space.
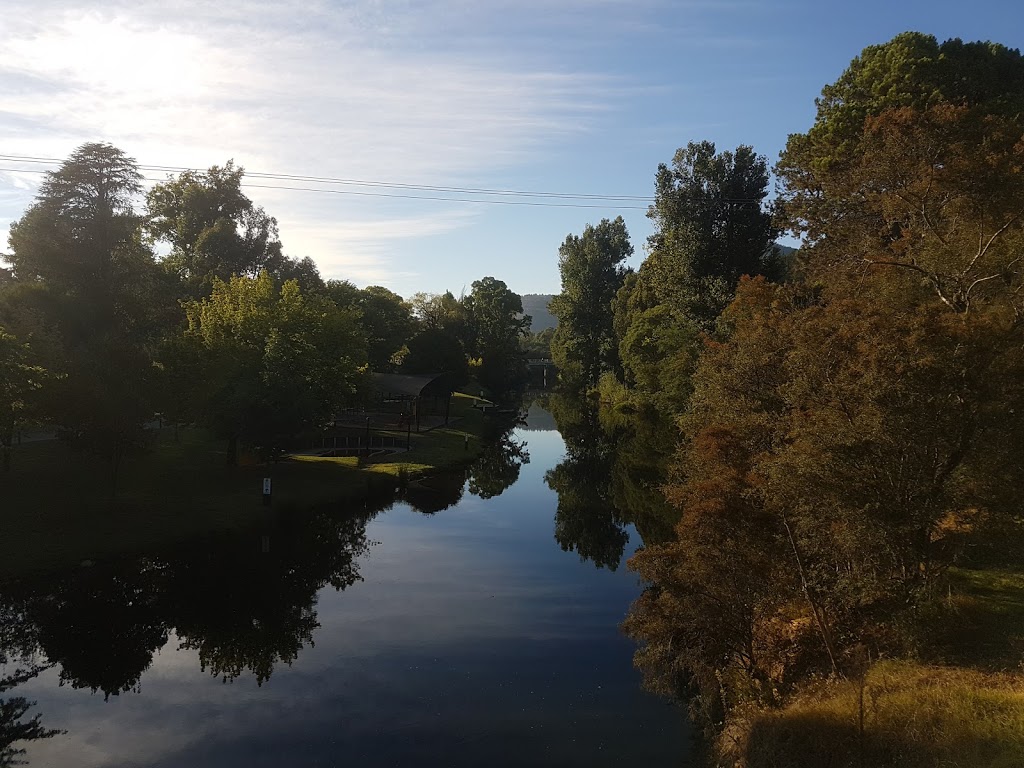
263, 478, 272, 496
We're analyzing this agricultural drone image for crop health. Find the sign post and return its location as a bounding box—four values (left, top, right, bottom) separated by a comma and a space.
262, 477, 272, 506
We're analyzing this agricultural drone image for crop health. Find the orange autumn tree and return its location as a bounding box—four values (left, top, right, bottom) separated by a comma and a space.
625, 273, 1024, 721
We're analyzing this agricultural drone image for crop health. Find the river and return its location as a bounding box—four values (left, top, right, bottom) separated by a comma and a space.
1, 404, 689, 767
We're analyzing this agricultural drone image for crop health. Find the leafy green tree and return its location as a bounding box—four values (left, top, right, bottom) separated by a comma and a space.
521, 327, 555, 359
178, 272, 365, 462
649, 142, 778, 291
549, 217, 632, 389
5, 143, 163, 479
400, 327, 468, 388
324, 279, 361, 310
148, 161, 319, 296
610, 142, 776, 414
409, 290, 475, 354
464, 277, 530, 396
328, 282, 417, 370
356, 286, 414, 370
0, 329, 45, 472
617, 305, 698, 414
274, 255, 326, 295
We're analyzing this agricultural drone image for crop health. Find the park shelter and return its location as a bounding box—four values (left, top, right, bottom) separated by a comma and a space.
369, 372, 453, 430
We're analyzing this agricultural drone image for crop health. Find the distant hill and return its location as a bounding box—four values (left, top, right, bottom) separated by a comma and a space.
520, 294, 557, 333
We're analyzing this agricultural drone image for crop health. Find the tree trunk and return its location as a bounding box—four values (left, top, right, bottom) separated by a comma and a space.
782, 511, 841, 677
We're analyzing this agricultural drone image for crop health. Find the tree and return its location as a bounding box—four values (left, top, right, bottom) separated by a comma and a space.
649, 142, 778, 289
8, 143, 145, 294
353, 286, 415, 371
5, 143, 163, 478
0, 329, 45, 472
609, 142, 776, 414
777, 34, 1024, 316
409, 290, 473, 350
147, 161, 311, 296
617, 304, 698, 413
177, 272, 365, 462
464, 277, 531, 395
400, 327, 468, 387
549, 217, 632, 388
328, 282, 416, 371
625, 275, 1024, 709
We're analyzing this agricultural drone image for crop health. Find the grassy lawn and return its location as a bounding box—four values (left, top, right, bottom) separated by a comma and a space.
291, 392, 488, 477
0, 393, 492, 576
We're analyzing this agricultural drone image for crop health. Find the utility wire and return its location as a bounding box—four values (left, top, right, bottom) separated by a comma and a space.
0, 153, 653, 204
0, 165, 651, 209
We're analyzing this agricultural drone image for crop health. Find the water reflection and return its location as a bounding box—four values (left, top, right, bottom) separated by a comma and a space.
0, 408, 686, 766
1, 667, 63, 767
0, 507, 377, 700
404, 418, 530, 513
0, 613, 61, 767
544, 393, 682, 570
467, 423, 530, 499
544, 394, 629, 570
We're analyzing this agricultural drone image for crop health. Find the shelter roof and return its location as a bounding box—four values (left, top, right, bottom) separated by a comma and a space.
370, 372, 448, 398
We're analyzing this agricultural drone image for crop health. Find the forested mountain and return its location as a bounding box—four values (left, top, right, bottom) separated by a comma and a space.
520, 294, 556, 332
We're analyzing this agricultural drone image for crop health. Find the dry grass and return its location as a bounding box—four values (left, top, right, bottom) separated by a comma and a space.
729, 566, 1024, 768
734, 661, 1024, 768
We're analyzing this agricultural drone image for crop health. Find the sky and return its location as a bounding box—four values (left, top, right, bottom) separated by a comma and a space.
2, 0, 1022, 298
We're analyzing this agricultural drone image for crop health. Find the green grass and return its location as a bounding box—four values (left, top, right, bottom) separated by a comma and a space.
0, 393, 492, 576
923, 568, 1024, 669
291, 392, 488, 477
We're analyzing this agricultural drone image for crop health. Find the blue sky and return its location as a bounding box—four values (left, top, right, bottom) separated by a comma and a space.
2, 0, 1022, 298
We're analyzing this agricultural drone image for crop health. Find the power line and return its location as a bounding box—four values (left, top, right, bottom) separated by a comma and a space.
0, 165, 651, 210
0, 153, 654, 205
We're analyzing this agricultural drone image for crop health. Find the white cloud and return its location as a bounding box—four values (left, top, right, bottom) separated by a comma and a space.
0, 0, 612, 280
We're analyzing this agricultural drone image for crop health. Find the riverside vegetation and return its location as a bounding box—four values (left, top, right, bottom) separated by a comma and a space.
0, 143, 539, 568
4, 28, 1024, 768
546, 32, 1024, 768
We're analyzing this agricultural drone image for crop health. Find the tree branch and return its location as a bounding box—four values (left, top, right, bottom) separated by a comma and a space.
962, 212, 1023, 277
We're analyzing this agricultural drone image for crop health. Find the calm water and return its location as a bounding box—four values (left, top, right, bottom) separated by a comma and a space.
2, 405, 688, 767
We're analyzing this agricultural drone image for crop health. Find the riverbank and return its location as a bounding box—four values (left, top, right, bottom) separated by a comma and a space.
721, 563, 1024, 768
0, 393, 493, 576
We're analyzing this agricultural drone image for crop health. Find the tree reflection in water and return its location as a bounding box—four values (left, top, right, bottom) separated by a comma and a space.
544, 393, 681, 571
467, 420, 530, 499
0, 492, 391, 758
0, 598, 62, 767
403, 417, 530, 514
545, 394, 629, 570
0, 417, 537, 759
